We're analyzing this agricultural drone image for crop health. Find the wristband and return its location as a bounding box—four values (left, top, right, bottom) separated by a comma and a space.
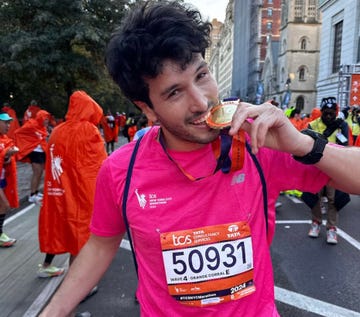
293, 129, 328, 165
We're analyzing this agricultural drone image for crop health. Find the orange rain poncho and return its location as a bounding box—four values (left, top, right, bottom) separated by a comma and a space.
38, 91, 107, 255
23, 104, 41, 123
1, 106, 20, 141
100, 115, 119, 143
14, 110, 50, 162
0, 134, 19, 208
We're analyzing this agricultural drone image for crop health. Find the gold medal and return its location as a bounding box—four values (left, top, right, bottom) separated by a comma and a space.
206, 99, 239, 129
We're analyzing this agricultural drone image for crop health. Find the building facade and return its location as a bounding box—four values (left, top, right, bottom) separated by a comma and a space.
317, 0, 360, 108
274, 0, 321, 113
209, 0, 281, 102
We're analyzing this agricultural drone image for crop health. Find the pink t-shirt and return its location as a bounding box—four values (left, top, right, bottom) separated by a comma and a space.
91, 127, 329, 317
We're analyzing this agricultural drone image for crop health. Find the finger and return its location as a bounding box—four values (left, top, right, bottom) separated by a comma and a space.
229, 102, 257, 135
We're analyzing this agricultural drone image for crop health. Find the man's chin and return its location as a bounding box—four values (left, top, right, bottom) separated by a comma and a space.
193, 129, 220, 144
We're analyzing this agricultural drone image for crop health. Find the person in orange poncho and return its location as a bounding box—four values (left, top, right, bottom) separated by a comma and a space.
288, 108, 304, 131
37, 91, 107, 282
0, 113, 19, 247
14, 110, 50, 204
100, 111, 119, 154
1, 103, 20, 141
23, 100, 41, 123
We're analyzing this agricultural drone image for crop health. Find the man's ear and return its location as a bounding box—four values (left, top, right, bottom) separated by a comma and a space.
134, 101, 158, 123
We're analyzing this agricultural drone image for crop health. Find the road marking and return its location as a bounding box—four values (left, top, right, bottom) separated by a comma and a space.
120, 238, 131, 251
276, 220, 360, 251
275, 286, 360, 317
4, 204, 35, 225
285, 194, 303, 203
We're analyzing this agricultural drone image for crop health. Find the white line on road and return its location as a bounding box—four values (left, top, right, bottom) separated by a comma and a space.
275, 286, 360, 317
4, 204, 35, 225
285, 195, 304, 203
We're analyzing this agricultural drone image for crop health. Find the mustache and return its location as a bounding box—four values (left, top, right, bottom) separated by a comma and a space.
188, 98, 220, 122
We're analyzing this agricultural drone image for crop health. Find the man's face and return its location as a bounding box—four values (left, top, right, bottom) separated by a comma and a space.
138, 54, 220, 151
321, 108, 337, 125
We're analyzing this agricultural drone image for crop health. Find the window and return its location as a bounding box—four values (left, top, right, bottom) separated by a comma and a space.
296, 96, 305, 111
267, 8, 272, 17
307, 0, 317, 18
267, 22, 272, 31
295, 0, 304, 18
268, 0, 273, 4
332, 20, 343, 73
299, 67, 305, 80
300, 38, 307, 50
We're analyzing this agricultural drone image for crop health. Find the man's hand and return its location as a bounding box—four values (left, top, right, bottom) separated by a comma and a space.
228, 101, 314, 156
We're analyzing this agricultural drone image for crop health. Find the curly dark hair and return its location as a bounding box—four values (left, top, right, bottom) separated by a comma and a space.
105, 1, 212, 107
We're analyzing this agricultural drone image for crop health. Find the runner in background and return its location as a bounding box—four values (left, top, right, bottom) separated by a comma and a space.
14, 110, 50, 204
1, 103, 20, 141
0, 113, 19, 247
23, 100, 41, 123
101, 111, 119, 155
37, 91, 107, 314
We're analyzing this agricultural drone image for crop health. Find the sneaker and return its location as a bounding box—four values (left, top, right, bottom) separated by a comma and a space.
28, 194, 43, 205
0, 233, 17, 247
308, 222, 320, 238
37, 264, 65, 278
326, 227, 338, 244
36, 192, 44, 198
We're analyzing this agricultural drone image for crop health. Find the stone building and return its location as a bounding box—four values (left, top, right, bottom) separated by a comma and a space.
316, 0, 360, 108
274, 0, 321, 113
205, 18, 223, 64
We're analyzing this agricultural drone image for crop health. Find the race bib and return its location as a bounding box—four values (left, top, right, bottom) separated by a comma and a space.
160, 221, 255, 307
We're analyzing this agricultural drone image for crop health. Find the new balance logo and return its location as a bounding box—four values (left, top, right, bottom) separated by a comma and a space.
231, 173, 245, 185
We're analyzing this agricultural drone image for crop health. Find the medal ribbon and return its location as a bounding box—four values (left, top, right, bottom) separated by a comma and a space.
158, 129, 245, 181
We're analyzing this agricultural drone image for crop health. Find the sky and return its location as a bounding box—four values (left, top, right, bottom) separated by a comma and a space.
184, 0, 228, 22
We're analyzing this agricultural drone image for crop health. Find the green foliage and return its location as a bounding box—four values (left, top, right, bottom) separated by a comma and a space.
0, 0, 133, 118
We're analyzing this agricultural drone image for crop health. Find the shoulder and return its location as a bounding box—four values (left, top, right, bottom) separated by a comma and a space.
101, 126, 161, 175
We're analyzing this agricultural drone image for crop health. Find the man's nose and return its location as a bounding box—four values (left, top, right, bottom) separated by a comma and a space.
188, 87, 209, 112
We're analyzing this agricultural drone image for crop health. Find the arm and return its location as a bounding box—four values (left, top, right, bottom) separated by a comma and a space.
39, 233, 124, 317
229, 102, 360, 194
315, 145, 360, 193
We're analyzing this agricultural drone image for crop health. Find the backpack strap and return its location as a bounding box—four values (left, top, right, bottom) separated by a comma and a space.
245, 142, 269, 234
122, 138, 269, 276
122, 136, 143, 276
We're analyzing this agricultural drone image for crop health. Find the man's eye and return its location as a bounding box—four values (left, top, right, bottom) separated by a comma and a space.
169, 90, 179, 97
197, 72, 207, 79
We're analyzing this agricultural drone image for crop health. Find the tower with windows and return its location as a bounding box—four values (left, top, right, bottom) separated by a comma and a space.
276, 0, 321, 113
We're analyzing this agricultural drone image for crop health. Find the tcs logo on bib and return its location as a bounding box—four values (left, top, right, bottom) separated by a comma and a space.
172, 234, 191, 246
